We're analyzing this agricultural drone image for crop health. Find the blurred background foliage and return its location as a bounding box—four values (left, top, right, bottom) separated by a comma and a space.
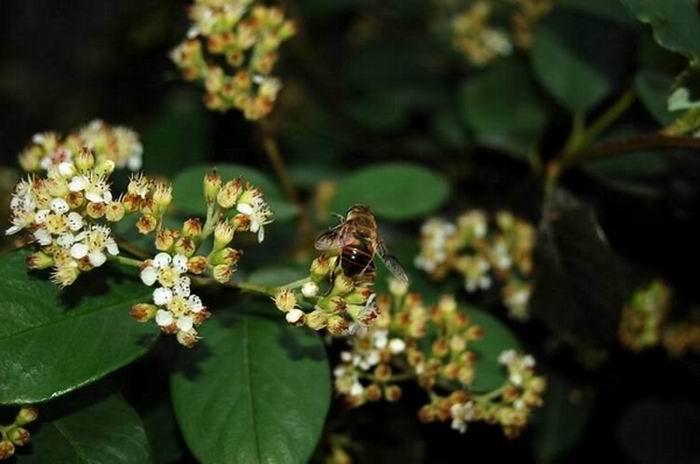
1, 0, 700, 463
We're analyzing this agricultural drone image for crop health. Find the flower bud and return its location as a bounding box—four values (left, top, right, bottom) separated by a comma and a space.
136, 215, 158, 234
305, 309, 328, 330
8, 427, 30, 446
310, 255, 333, 280
203, 171, 222, 204
174, 237, 196, 257
15, 406, 38, 425
105, 201, 125, 222
66, 191, 85, 209
385, 385, 402, 402
95, 159, 115, 176
273, 289, 297, 312
26, 251, 53, 270
285, 308, 305, 325
176, 329, 200, 348
0, 440, 14, 460
331, 274, 355, 296
389, 278, 408, 297
212, 264, 233, 283
155, 229, 178, 251
209, 247, 241, 266
216, 179, 242, 209
213, 222, 235, 250
130, 303, 157, 322
121, 193, 141, 214
301, 281, 319, 298
86, 202, 105, 219
187, 256, 209, 275
182, 218, 202, 239
327, 315, 350, 335
75, 146, 95, 171
153, 183, 173, 212
365, 384, 382, 402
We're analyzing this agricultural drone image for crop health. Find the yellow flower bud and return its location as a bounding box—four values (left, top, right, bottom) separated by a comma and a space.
203, 170, 222, 204
216, 179, 242, 209
105, 201, 125, 222
15, 406, 38, 425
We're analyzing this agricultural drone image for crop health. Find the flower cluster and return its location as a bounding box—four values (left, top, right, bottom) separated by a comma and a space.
123, 174, 173, 235
129, 170, 272, 347
663, 316, 700, 358
7, 147, 122, 287
0, 406, 38, 461
272, 253, 378, 335
18, 119, 143, 173
333, 283, 545, 438
415, 210, 536, 320
170, 0, 296, 120
437, 0, 554, 66
619, 280, 672, 352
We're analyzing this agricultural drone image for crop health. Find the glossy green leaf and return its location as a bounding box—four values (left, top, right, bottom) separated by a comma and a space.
530, 192, 624, 347
460, 59, 547, 159
247, 266, 308, 287
171, 307, 331, 464
560, 0, 636, 24
331, 162, 450, 221
172, 163, 298, 222
142, 401, 186, 464
18, 392, 152, 463
532, 371, 596, 463
465, 305, 523, 393
620, 0, 700, 63
532, 26, 612, 113
634, 70, 678, 125
617, 398, 700, 464
0, 250, 158, 404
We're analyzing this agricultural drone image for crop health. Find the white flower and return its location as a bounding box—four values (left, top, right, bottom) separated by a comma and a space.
301, 281, 319, 298
450, 401, 475, 434
50, 198, 69, 214
153, 287, 173, 305
155, 309, 174, 327
498, 349, 517, 365
286, 308, 304, 324
236, 192, 273, 242
389, 338, 406, 354
176, 315, 194, 332
140, 252, 189, 287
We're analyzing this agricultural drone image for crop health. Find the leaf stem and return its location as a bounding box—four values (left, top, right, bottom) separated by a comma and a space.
109, 255, 144, 268
473, 384, 508, 403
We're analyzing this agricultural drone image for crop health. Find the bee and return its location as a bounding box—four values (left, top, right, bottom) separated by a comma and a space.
315, 204, 409, 284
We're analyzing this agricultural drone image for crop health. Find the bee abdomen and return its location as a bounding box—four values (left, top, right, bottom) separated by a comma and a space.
341, 242, 374, 277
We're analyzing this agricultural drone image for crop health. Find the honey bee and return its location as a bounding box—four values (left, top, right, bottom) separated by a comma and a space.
315, 204, 409, 284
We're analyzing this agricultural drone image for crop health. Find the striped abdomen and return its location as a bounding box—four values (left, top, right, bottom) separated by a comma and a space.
341, 237, 376, 280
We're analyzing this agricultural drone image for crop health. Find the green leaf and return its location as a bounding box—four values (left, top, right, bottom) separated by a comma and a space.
532, 370, 596, 463
171, 163, 298, 222
530, 192, 624, 347
465, 306, 522, 393
143, 91, 209, 176
247, 267, 308, 287
532, 25, 612, 113
583, 149, 671, 197
171, 306, 331, 464
0, 250, 158, 404
18, 392, 152, 463
616, 398, 700, 464
560, 0, 636, 24
142, 401, 186, 464
460, 59, 547, 159
331, 162, 450, 221
620, 0, 700, 63
634, 70, 678, 125
668, 65, 700, 111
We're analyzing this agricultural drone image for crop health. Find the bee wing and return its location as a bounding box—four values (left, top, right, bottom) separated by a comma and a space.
376, 237, 410, 283
315, 224, 351, 251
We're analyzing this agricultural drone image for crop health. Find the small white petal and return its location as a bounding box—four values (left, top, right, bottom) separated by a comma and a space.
301, 282, 319, 298
389, 338, 406, 354
50, 198, 69, 214
106, 239, 119, 256
127, 155, 142, 171
350, 382, 364, 396
70, 243, 89, 259
88, 251, 107, 267
153, 253, 172, 268
67, 212, 83, 231
153, 287, 173, 305
257, 226, 265, 243
85, 191, 103, 203
35, 209, 50, 224
155, 309, 174, 327
68, 176, 88, 192
172, 255, 188, 273
103, 190, 113, 203
140, 267, 158, 286
237, 203, 253, 215
56, 233, 75, 248
187, 295, 204, 313
176, 315, 194, 332
34, 229, 52, 246
286, 308, 304, 324
5, 225, 21, 235
58, 162, 75, 177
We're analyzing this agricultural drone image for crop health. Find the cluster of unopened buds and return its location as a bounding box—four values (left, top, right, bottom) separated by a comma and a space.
618, 280, 700, 357
18, 119, 142, 173
130, 170, 274, 347
619, 280, 671, 352
437, 0, 554, 66
170, 0, 296, 120
415, 210, 536, 320
7, 121, 275, 348
332, 282, 545, 437
0, 406, 38, 460
273, 253, 378, 335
